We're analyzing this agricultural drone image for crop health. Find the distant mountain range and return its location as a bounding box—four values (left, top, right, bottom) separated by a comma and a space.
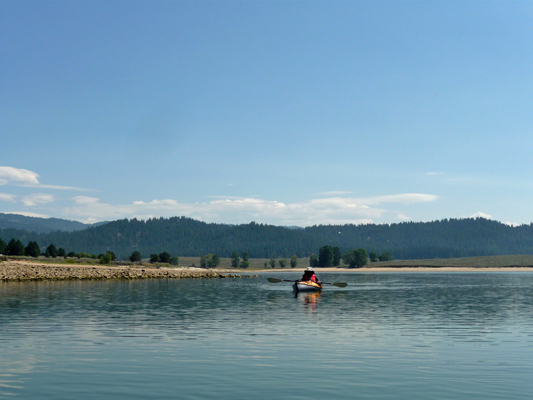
0, 213, 107, 234
2, 214, 533, 260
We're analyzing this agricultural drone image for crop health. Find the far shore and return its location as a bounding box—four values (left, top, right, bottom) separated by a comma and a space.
254, 266, 533, 272
4, 254, 533, 282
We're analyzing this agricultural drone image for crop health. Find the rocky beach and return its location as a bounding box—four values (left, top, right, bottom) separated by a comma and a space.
0, 259, 251, 282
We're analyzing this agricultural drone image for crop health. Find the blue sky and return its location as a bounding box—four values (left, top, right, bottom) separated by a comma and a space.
1, 1, 532, 226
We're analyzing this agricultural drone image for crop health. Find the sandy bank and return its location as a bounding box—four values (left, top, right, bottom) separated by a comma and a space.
0, 260, 255, 282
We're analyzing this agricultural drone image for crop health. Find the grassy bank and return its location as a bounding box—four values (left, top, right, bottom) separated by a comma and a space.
370, 255, 533, 268
4, 254, 533, 271
182, 255, 533, 270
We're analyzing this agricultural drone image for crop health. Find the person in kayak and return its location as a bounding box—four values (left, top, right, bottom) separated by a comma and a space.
299, 267, 321, 284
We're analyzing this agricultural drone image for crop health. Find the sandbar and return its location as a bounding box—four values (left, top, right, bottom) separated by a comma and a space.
0, 260, 250, 282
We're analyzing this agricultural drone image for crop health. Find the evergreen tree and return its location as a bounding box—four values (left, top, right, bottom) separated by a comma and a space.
231, 251, 240, 268
129, 251, 142, 262
208, 254, 219, 268
378, 251, 392, 261
0, 238, 7, 254
240, 252, 250, 268
290, 255, 297, 268
278, 259, 286, 268
342, 248, 369, 268
309, 254, 319, 268
150, 254, 160, 263
369, 251, 378, 262
269, 257, 276, 268
25, 241, 40, 257
57, 247, 66, 257
5, 238, 17, 255
333, 247, 341, 266
159, 251, 171, 263
170, 255, 179, 266
7, 239, 26, 256
318, 245, 334, 268
99, 253, 112, 264
46, 244, 58, 258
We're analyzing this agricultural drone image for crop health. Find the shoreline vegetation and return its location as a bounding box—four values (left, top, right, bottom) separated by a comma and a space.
3, 254, 533, 282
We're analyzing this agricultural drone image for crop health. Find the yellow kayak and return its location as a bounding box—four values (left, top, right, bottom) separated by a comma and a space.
293, 281, 323, 292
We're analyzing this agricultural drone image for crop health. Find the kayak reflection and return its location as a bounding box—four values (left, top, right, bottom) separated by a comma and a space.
296, 290, 322, 312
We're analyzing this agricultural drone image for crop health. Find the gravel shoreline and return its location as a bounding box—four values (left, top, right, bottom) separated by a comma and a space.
0, 260, 254, 282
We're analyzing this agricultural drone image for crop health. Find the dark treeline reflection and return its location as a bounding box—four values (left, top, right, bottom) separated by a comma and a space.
2, 273, 533, 341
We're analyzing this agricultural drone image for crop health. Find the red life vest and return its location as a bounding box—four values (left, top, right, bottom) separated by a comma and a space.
302, 271, 317, 282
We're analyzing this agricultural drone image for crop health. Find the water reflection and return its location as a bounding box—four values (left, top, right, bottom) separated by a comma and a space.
296, 291, 322, 313
2, 273, 533, 399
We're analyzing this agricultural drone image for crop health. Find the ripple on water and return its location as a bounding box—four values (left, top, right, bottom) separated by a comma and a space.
1, 273, 533, 399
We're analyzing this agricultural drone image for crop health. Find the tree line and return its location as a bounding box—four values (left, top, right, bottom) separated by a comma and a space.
308, 245, 392, 268
4, 216, 533, 260
0, 238, 69, 258
0, 217, 533, 259
1, 234, 390, 269
0, 237, 180, 266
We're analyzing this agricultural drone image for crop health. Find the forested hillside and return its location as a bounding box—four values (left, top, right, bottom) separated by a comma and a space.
0, 213, 103, 233
2, 216, 533, 260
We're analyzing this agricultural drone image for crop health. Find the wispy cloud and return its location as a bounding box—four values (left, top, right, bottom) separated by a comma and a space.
470, 211, 493, 219
19, 184, 93, 191
354, 193, 439, 206
3, 211, 51, 218
397, 213, 412, 221
0, 167, 39, 186
62, 193, 439, 226
0, 166, 92, 191
22, 193, 55, 207
0, 193, 17, 202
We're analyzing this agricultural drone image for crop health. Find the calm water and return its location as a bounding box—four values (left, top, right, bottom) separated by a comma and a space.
2, 272, 533, 399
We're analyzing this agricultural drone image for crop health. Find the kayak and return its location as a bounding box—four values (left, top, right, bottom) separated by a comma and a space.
293, 281, 323, 292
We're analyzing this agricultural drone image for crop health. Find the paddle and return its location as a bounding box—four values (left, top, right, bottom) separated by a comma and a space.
267, 277, 348, 288
267, 278, 294, 283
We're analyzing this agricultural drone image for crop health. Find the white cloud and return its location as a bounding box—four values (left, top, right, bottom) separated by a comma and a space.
22, 193, 55, 207
470, 211, 493, 219
73, 196, 101, 205
62, 193, 438, 226
397, 213, 412, 221
25, 184, 93, 191
0, 193, 17, 202
3, 211, 50, 218
0, 166, 92, 191
0, 166, 40, 186
355, 193, 439, 206
504, 221, 520, 227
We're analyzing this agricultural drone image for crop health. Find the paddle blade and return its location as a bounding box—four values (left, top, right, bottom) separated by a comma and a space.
267, 278, 283, 283
332, 282, 348, 288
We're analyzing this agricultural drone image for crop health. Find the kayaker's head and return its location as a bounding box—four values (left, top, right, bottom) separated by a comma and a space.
306, 267, 314, 273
